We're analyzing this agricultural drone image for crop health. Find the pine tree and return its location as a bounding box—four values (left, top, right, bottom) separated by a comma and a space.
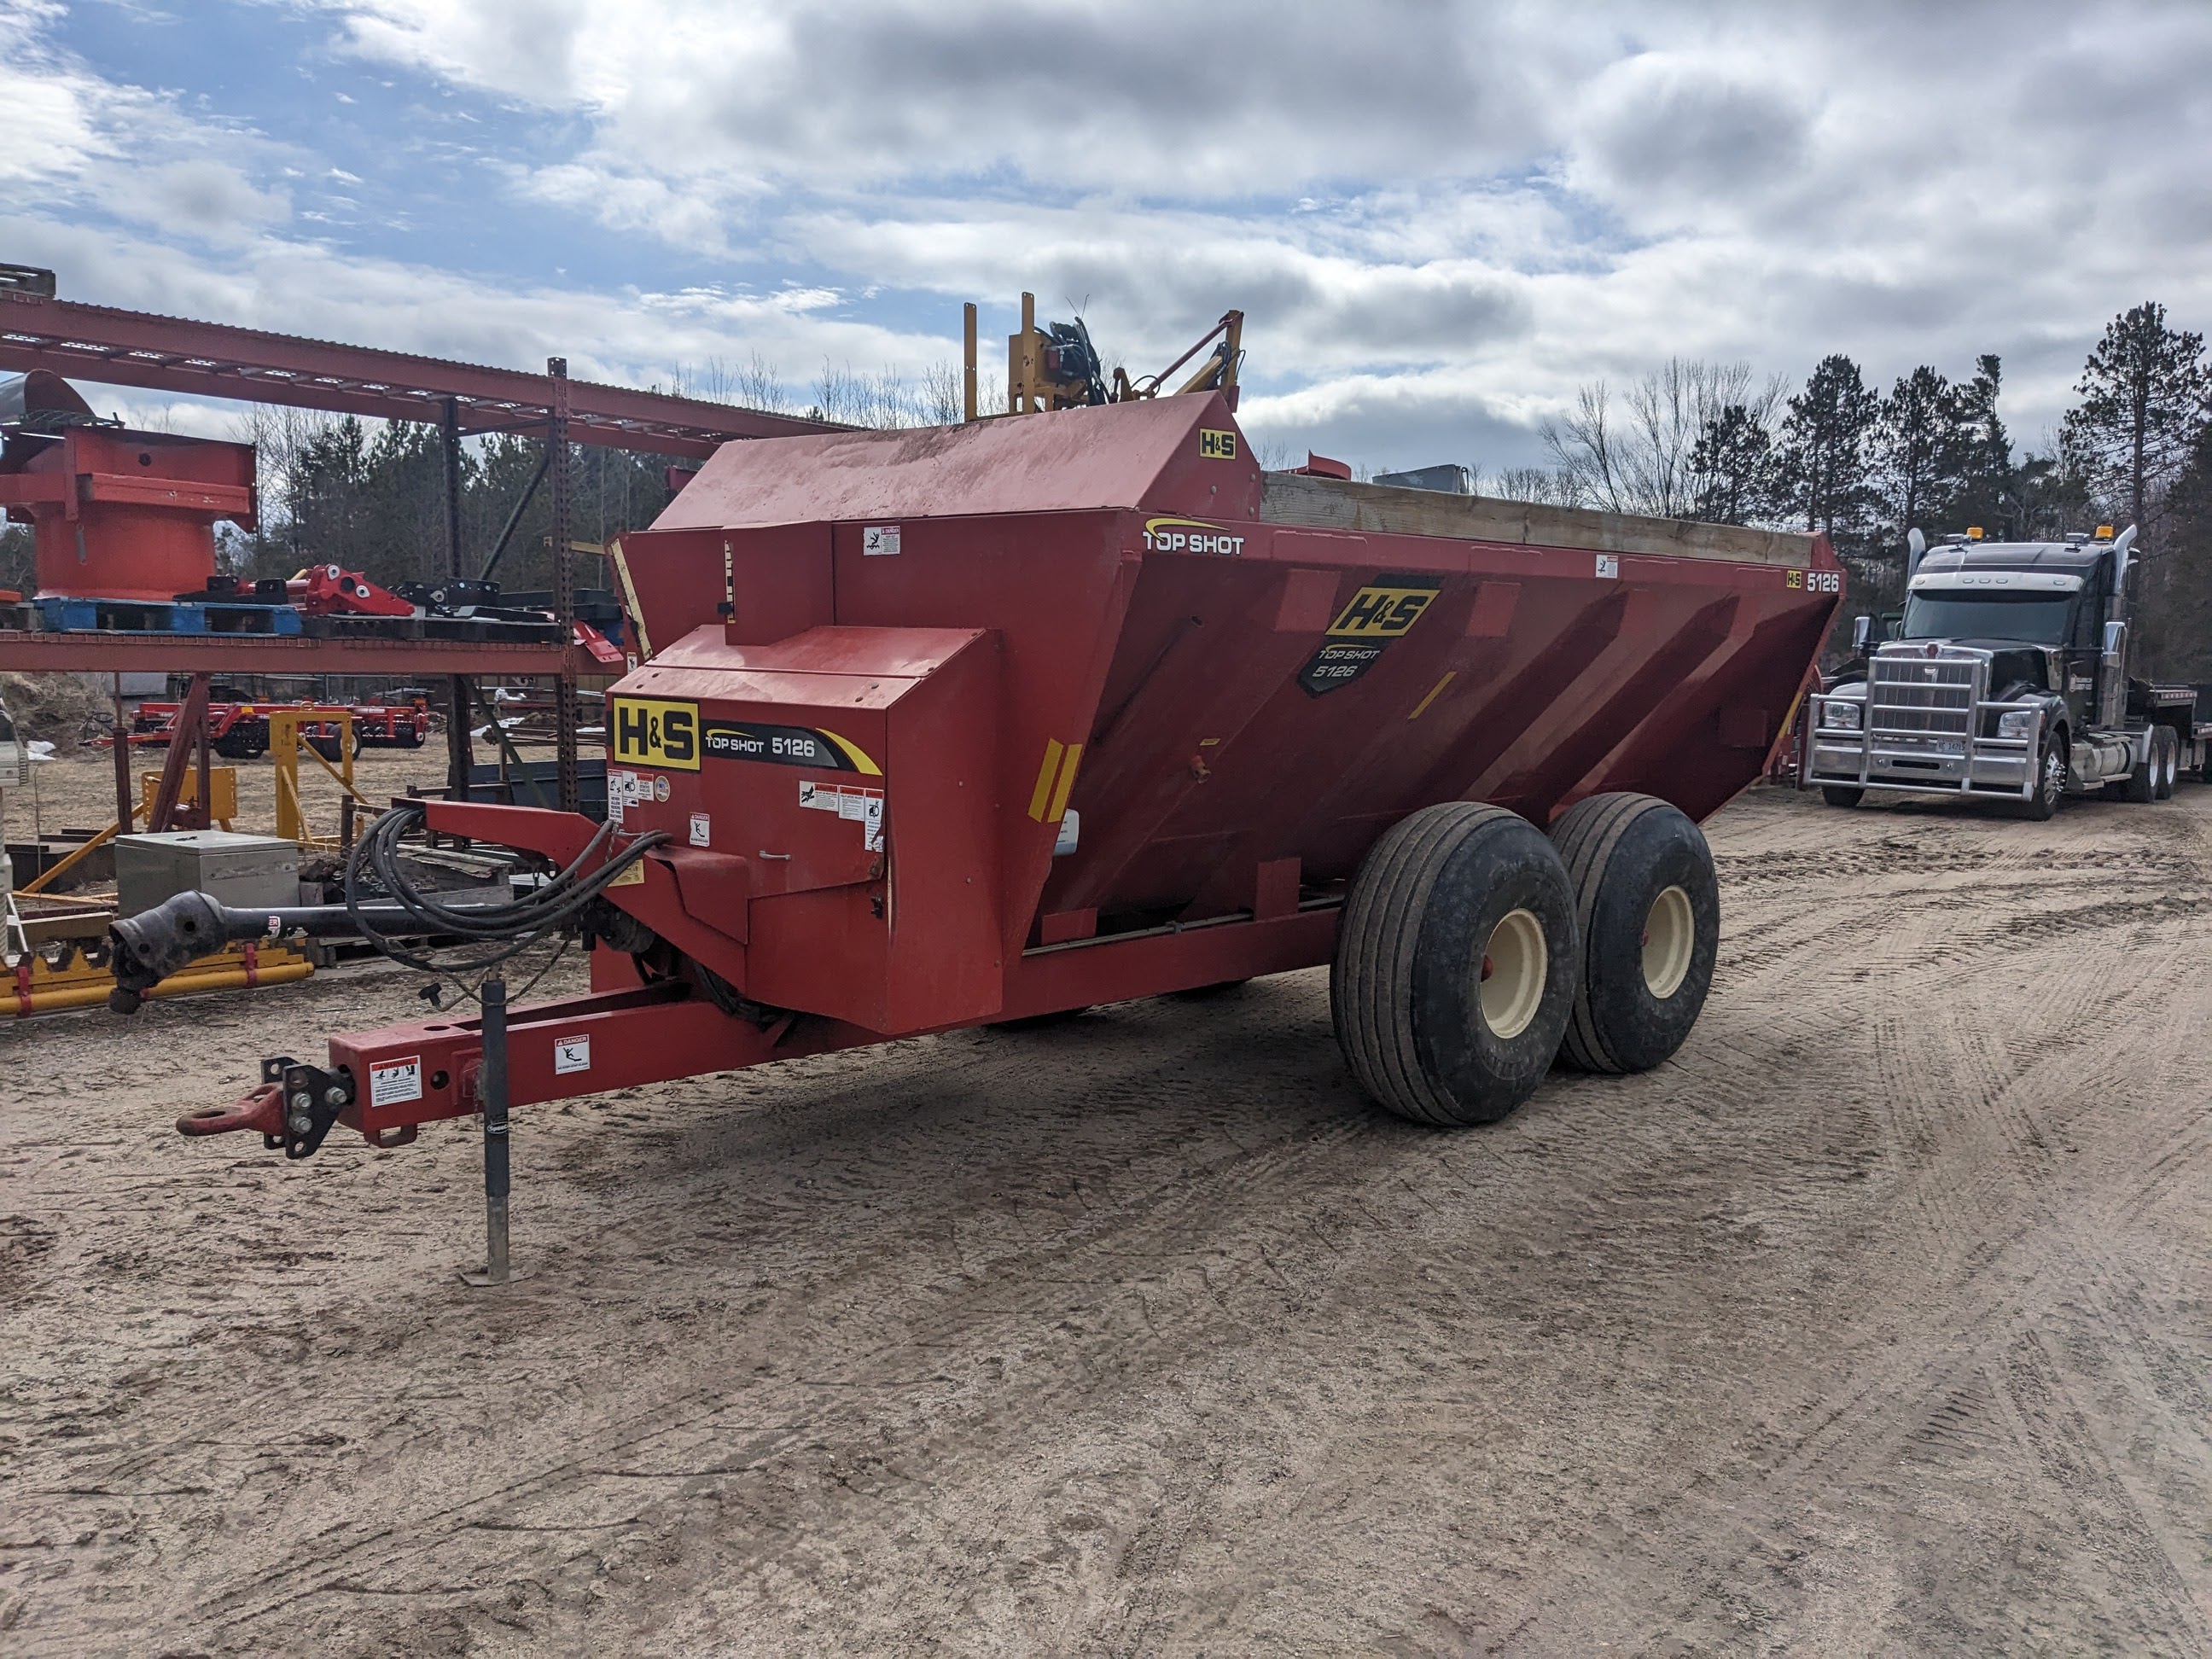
1949, 355, 2015, 537
2148, 422, 2212, 677
1871, 365, 1960, 545
1775, 355, 1880, 552
2059, 300, 2208, 535
1687, 404, 1772, 525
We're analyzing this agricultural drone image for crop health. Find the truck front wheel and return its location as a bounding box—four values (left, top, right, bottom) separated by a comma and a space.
2022, 731, 2066, 820
1819, 786, 1864, 808
1548, 793, 1720, 1074
2154, 726, 2179, 800
1332, 803, 1578, 1126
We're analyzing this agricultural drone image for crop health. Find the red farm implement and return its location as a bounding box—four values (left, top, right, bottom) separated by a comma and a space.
115, 391, 1841, 1163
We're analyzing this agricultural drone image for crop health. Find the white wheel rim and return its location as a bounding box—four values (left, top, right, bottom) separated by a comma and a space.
1643, 884, 1696, 1000
1478, 908, 1547, 1039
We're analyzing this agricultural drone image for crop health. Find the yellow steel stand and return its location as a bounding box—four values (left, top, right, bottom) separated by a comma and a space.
137, 765, 238, 830
5, 934, 312, 1017
270, 707, 376, 848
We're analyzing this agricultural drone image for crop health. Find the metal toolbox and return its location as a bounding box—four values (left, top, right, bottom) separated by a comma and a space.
114, 830, 300, 919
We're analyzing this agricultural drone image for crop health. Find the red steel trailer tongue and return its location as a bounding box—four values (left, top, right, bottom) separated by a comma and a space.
167, 391, 1841, 1155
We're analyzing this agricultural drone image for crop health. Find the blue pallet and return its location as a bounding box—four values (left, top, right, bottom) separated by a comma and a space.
29, 595, 302, 637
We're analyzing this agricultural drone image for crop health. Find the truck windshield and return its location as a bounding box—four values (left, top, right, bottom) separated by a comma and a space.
1901, 590, 2075, 646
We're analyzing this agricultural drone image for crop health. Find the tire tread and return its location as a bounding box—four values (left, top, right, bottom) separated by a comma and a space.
1334, 802, 1515, 1124
1548, 791, 1672, 1073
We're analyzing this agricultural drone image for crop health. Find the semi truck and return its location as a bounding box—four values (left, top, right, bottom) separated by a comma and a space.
1802, 525, 2209, 816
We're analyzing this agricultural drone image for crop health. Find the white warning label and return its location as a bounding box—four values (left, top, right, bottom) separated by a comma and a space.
800, 779, 887, 850
608, 768, 640, 824
553, 1034, 591, 1075
689, 812, 711, 847
370, 1056, 422, 1107
862, 524, 901, 556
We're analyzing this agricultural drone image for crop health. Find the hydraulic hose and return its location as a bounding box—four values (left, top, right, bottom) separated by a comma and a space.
339, 800, 666, 976
107, 801, 667, 1012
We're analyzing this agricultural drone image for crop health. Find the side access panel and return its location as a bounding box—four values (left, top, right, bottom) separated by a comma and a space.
609, 625, 1003, 1033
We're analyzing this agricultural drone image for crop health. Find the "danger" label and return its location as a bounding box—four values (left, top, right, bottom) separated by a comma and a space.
370, 1056, 422, 1107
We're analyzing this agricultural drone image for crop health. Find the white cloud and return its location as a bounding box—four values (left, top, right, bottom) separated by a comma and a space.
5, 0, 2212, 474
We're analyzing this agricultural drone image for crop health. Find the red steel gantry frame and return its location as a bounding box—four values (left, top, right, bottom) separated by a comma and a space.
0, 280, 841, 810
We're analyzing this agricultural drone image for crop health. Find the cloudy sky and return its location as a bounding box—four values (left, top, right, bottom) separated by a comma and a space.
5, 0, 2209, 473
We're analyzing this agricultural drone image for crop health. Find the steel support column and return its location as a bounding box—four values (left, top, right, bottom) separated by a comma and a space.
441, 398, 473, 802
549, 358, 579, 815
148, 672, 211, 833
109, 675, 131, 831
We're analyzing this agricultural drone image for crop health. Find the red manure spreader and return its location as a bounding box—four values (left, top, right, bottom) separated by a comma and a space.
114, 393, 1840, 1158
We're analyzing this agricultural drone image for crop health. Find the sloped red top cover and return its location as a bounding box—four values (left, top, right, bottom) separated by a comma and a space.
654, 393, 1231, 530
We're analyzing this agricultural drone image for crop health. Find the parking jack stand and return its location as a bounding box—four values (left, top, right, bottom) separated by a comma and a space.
462, 977, 531, 1285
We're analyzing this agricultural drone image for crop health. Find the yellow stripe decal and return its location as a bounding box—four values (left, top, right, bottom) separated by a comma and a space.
1045, 742, 1083, 823
823, 731, 883, 776
1408, 672, 1456, 720
1027, 739, 1064, 821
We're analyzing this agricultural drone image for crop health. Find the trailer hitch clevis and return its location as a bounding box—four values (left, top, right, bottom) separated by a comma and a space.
178, 1055, 356, 1159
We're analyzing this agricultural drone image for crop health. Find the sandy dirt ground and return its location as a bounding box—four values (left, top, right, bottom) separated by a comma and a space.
7, 744, 482, 859
5, 777, 2212, 1656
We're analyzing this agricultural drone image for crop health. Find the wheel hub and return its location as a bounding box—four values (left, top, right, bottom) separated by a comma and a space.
1477, 909, 1546, 1039
1642, 884, 1695, 999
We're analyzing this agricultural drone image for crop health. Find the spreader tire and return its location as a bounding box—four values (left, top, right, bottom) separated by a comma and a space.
1332, 802, 1578, 1127
1548, 793, 1720, 1074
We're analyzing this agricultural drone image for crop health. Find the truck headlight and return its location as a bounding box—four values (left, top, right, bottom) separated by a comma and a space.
1996, 708, 2037, 740
1820, 700, 1861, 731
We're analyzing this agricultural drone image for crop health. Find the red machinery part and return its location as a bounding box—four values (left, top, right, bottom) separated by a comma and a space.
287, 563, 416, 617
202, 392, 1842, 1150
0, 425, 256, 601
573, 620, 626, 667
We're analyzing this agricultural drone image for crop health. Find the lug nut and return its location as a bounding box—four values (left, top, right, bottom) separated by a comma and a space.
323, 1086, 347, 1108
290, 1091, 312, 1112
288, 1112, 312, 1135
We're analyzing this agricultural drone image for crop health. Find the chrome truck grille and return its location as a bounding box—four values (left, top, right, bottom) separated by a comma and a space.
1868, 657, 1976, 736
1802, 643, 2043, 798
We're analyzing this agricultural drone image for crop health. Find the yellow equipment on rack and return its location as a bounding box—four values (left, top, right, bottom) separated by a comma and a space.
4, 898, 311, 1017
138, 765, 239, 830
269, 707, 378, 848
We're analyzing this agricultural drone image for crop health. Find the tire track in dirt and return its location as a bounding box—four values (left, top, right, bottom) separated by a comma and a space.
1546, 791, 2212, 1654
10, 786, 2212, 1654
167, 1004, 1412, 1644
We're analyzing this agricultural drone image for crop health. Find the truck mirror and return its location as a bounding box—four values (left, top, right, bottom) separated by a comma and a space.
2103, 619, 2126, 661
1851, 614, 1872, 653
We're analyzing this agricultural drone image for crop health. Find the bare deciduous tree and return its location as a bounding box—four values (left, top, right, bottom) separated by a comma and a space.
1492, 465, 1580, 507
1540, 360, 1784, 518
921, 361, 966, 426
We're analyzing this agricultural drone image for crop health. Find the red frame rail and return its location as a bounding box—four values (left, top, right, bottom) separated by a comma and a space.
0, 289, 841, 459
323, 905, 1342, 1148
0, 630, 590, 676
